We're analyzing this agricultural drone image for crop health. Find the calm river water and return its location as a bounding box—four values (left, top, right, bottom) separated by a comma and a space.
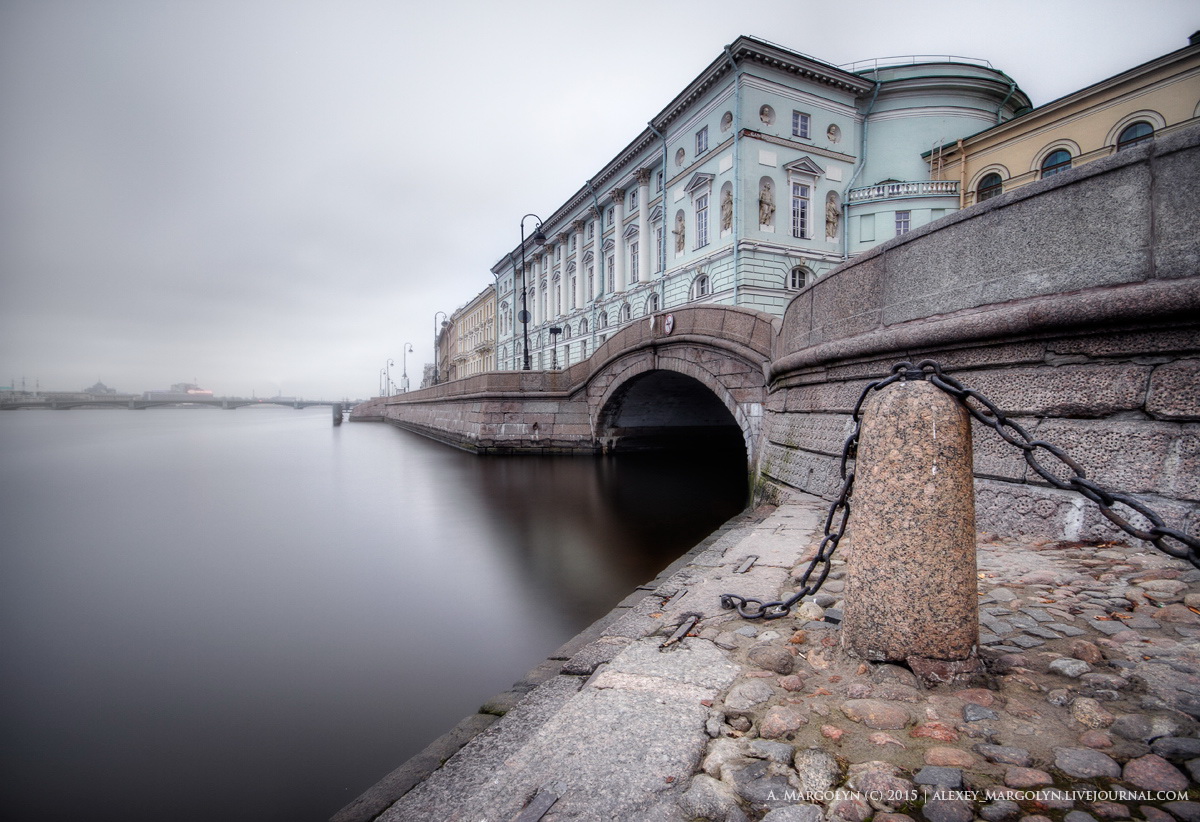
0, 407, 746, 821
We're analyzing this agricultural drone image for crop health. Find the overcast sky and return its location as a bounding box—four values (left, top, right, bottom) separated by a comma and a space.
1, 0, 1196, 399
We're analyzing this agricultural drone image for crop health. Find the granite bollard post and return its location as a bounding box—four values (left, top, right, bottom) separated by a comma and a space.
841, 378, 978, 662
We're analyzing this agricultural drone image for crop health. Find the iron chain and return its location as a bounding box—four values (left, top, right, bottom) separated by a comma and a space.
722, 359, 1200, 620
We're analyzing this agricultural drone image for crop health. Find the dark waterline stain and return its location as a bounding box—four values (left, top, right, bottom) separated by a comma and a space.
0, 410, 746, 821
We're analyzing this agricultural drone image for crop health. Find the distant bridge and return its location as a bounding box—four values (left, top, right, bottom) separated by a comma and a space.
0, 397, 354, 411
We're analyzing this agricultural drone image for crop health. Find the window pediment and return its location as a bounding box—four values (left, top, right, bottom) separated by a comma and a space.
684, 172, 715, 194
784, 157, 824, 178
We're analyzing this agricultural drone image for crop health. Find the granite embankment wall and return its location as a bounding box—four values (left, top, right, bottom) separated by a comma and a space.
762, 123, 1200, 542
355, 124, 1200, 542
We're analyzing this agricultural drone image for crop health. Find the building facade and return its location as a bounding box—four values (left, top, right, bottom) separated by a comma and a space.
931, 33, 1200, 208
447, 285, 497, 381
490, 36, 1030, 373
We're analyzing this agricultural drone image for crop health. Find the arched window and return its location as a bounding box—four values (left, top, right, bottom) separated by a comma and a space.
977, 173, 1003, 201
619, 304, 631, 323
1117, 121, 1154, 151
646, 293, 660, 313
1040, 149, 1072, 178
598, 311, 608, 329
788, 266, 811, 291
563, 324, 571, 340
691, 275, 711, 300
579, 317, 589, 335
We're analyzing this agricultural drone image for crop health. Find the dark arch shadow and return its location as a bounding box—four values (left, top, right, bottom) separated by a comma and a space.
595, 369, 747, 459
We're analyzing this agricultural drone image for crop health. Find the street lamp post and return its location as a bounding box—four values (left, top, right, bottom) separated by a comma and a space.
549, 326, 562, 370
379, 368, 386, 398
401, 342, 413, 393
518, 214, 546, 370
432, 312, 448, 385
385, 359, 394, 397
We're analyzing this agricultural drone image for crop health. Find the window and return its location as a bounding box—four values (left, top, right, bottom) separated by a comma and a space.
628, 190, 638, 211
977, 173, 1003, 202
629, 241, 639, 282
647, 293, 660, 312
587, 222, 595, 241
587, 265, 594, 297
788, 266, 810, 290
1041, 149, 1072, 178
696, 126, 709, 155
692, 275, 711, 300
606, 207, 614, 226
563, 324, 571, 340
1117, 121, 1154, 151
606, 255, 614, 290
598, 311, 608, 329
579, 318, 588, 334
655, 170, 663, 192
620, 304, 631, 323
791, 182, 810, 238
792, 111, 810, 139
655, 225, 664, 271
695, 193, 709, 248
895, 210, 911, 236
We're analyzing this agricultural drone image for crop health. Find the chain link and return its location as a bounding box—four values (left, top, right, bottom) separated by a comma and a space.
721, 359, 1200, 620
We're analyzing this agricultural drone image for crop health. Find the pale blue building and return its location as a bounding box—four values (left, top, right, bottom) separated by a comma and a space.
491, 36, 1030, 372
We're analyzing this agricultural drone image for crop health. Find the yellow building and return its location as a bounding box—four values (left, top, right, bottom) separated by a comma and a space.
448, 286, 496, 380
931, 33, 1200, 207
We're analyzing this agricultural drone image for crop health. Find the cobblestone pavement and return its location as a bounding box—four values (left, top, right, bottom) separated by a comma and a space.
343, 495, 1200, 822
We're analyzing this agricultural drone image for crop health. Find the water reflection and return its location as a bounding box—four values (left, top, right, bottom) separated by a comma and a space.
0, 410, 746, 822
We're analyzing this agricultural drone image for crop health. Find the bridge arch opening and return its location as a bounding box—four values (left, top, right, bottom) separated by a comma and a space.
595, 369, 746, 460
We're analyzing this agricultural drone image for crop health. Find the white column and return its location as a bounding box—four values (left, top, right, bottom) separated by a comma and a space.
590, 211, 603, 300
636, 170, 651, 285
611, 189, 626, 293
529, 256, 540, 327
555, 236, 567, 317
572, 221, 585, 310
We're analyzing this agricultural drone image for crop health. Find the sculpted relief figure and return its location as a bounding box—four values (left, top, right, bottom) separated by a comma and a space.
673, 211, 686, 252
825, 192, 841, 240
720, 187, 733, 232
758, 180, 775, 229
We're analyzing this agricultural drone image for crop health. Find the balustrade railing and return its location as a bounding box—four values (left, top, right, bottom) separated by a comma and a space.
847, 180, 959, 203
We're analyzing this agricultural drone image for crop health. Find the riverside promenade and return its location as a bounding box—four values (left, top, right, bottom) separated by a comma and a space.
333, 494, 1200, 822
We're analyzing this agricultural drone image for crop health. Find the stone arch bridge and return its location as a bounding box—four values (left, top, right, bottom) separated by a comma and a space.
356, 126, 1200, 543
360, 305, 776, 462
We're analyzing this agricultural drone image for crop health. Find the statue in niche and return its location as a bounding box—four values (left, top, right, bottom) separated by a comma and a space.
825, 192, 841, 240
720, 187, 733, 232
673, 211, 686, 252
758, 179, 775, 228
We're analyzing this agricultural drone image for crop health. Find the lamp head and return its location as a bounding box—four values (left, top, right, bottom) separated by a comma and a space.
532, 226, 546, 246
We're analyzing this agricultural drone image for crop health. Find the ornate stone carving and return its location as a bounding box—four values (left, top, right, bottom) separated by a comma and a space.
673, 211, 686, 253
610, 187, 626, 205
758, 179, 775, 228
635, 168, 652, 185
720, 187, 733, 232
